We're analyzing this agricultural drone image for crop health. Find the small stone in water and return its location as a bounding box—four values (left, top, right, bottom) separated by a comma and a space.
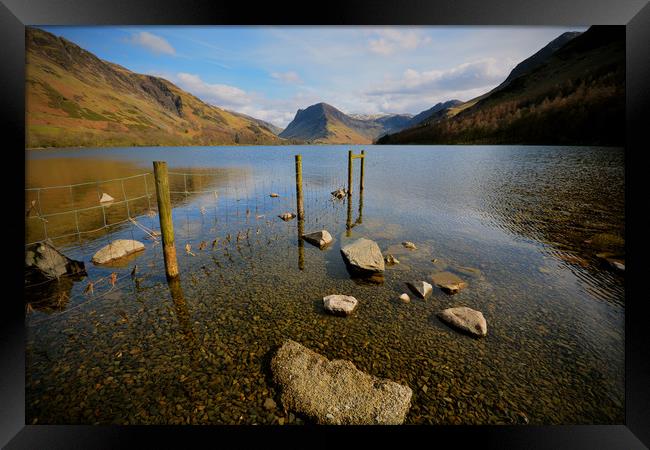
263, 398, 276, 410
431, 272, 467, 295
384, 254, 400, 265
438, 306, 487, 337
323, 294, 358, 316
99, 192, 114, 203
407, 281, 432, 299
270, 193, 279, 198
331, 189, 346, 199
606, 258, 625, 272
302, 230, 333, 249
399, 293, 410, 303
278, 212, 296, 221
402, 241, 417, 250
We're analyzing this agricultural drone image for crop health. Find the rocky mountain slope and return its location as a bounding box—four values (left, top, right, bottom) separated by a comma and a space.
26, 27, 284, 148
377, 26, 623, 146
279, 103, 412, 144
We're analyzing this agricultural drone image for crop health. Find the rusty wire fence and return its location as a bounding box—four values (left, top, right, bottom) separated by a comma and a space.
24, 155, 356, 322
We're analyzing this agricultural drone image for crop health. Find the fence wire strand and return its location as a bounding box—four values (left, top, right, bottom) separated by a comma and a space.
25, 154, 362, 324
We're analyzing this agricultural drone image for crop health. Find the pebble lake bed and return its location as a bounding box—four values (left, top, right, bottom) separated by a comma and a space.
25, 145, 625, 425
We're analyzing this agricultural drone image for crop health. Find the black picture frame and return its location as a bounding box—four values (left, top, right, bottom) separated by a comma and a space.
2, 0, 648, 447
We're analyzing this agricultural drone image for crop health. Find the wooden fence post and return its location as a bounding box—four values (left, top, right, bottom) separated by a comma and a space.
153, 161, 179, 279
295, 154, 304, 221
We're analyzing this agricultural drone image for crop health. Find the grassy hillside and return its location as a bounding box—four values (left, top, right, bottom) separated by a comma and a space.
377, 26, 624, 146
26, 27, 284, 148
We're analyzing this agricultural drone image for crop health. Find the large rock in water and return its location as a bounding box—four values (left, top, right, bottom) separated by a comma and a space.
92, 239, 145, 264
271, 340, 412, 424
25, 241, 86, 282
323, 294, 358, 316
303, 230, 333, 249
340, 238, 385, 273
438, 307, 487, 337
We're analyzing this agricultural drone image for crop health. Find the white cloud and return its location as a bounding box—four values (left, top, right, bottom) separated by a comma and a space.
129, 31, 176, 55
270, 71, 302, 84
367, 58, 511, 96
368, 29, 432, 55
235, 107, 296, 128
173, 72, 302, 128
175, 73, 252, 108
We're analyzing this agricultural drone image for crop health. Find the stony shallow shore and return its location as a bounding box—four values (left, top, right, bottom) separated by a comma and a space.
25, 145, 625, 425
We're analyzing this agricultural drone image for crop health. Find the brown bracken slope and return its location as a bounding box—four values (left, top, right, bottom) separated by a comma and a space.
26, 27, 285, 148
377, 26, 624, 146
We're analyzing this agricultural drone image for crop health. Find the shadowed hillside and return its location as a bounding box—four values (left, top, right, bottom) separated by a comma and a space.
377, 26, 624, 146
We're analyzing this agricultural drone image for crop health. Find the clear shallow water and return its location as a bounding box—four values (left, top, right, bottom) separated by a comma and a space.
25, 145, 625, 425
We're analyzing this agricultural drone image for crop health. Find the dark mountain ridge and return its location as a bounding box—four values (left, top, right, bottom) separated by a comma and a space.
377, 26, 624, 146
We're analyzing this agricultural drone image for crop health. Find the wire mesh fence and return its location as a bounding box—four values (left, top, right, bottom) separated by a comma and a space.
25, 154, 360, 323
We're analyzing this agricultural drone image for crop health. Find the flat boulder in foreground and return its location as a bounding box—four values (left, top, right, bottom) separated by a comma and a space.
438, 306, 487, 337
92, 239, 145, 264
340, 238, 385, 273
271, 340, 412, 424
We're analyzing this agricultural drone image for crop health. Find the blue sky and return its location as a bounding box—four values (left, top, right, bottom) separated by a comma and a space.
40, 26, 587, 128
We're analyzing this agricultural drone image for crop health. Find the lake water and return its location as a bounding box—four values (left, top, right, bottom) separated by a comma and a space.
25, 145, 625, 425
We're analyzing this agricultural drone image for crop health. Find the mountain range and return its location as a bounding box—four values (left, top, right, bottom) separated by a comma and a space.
26, 25, 624, 148
278, 103, 414, 144
26, 27, 283, 148
376, 26, 624, 145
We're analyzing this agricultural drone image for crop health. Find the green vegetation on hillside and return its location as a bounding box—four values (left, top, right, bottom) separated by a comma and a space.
26, 27, 285, 148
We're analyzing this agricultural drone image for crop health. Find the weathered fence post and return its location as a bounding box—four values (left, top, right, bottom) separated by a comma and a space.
347, 150, 353, 197
295, 154, 304, 221
360, 150, 365, 192
153, 161, 179, 279
295, 154, 305, 270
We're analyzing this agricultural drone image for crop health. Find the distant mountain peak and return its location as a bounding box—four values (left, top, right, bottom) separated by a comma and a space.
279, 102, 413, 144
